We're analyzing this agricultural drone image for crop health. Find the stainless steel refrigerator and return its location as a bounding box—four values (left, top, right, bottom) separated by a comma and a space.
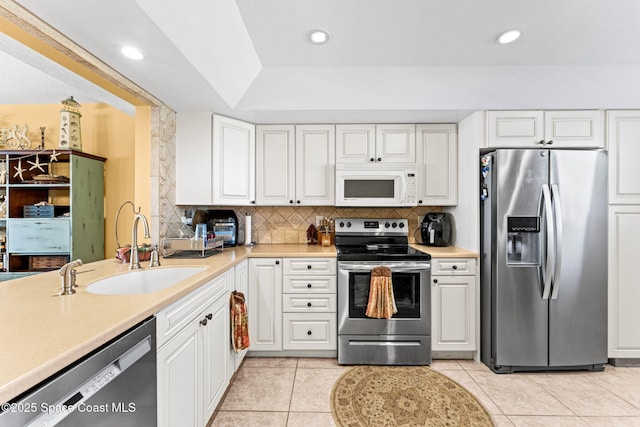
480, 149, 607, 373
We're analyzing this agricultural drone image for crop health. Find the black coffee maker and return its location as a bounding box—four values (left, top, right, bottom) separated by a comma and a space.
420, 213, 452, 247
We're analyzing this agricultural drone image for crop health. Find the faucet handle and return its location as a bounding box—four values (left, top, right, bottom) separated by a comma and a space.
149, 245, 161, 268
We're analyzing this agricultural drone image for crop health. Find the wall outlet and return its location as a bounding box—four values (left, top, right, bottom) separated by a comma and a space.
315, 216, 323, 227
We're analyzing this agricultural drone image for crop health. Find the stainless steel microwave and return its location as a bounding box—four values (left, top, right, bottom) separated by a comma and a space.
335, 168, 417, 206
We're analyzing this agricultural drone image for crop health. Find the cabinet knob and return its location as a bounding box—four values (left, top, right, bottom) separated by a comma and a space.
377, 157, 382, 162
251, 200, 256, 204
275, 260, 280, 265
200, 318, 208, 326
296, 200, 301, 204
307, 302, 312, 307
452, 265, 458, 270
547, 140, 554, 145
206, 313, 212, 320
538, 140, 545, 145
307, 265, 312, 270
433, 279, 438, 284
370, 157, 375, 162
307, 283, 312, 288
289, 200, 294, 204
418, 200, 423, 204
307, 330, 312, 336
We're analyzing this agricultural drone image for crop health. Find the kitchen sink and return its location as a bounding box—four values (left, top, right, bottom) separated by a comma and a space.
85, 266, 207, 295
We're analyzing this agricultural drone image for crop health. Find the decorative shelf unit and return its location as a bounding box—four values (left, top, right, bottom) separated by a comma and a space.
0, 150, 105, 280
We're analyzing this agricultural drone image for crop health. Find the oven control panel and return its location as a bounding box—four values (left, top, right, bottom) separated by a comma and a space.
335, 218, 408, 235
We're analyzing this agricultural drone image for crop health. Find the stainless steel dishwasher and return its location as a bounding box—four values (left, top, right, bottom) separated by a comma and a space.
0, 316, 156, 426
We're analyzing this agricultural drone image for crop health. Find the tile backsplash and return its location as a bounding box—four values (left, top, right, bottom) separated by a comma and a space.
177, 206, 441, 245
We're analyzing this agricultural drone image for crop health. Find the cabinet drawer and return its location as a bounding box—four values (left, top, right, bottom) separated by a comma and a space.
283, 276, 336, 293
283, 258, 336, 275
7, 219, 70, 253
156, 272, 229, 348
431, 258, 476, 275
282, 313, 337, 350
283, 294, 336, 313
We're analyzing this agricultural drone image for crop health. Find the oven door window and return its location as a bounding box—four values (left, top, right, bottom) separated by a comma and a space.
348, 271, 420, 318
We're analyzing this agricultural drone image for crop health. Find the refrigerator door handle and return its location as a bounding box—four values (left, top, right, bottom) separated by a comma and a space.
550, 184, 563, 299
540, 184, 555, 300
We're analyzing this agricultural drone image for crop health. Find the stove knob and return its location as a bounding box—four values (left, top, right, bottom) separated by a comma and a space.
339, 222, 344, 228
398, 222, 405, 228
391, 222, 397, 228
346, 221, 352, 228
385, 222, 390, 228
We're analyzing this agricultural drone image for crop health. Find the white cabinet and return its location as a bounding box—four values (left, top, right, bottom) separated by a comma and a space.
486, 110, 604, 149
176, 113, 255, 205
256, 125, 295, 205
607, 111, 640, 204
256, 125, 335, 205
431, 258, 477, 352
248, 258, 283, 351
295, 125, 335, 205
157, 272, 231, 427
336, 124, 415, 164
282, 258, 337, 351
608, 206, 640, 360
416, 124, 458, 206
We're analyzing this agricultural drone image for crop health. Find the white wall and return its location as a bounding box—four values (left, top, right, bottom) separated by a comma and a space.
445, 111, 484, 251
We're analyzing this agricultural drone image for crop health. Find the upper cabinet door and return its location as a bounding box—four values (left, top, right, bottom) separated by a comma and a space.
543, 110, 604, 149
486, 111, 544, 148
295, 125, 335, 205
213, 115, 256, 205
176, 112, 214, 205
608, 111, 640, 204
486, 110, 604, 148
335, 124, 376, 164
416, 124, 458, 206
256, 125, 296, 206
375, 124, 416, 164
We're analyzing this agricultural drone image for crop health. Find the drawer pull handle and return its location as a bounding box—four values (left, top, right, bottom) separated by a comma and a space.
200, 318, 208, 326
307, 265, 312, 269
307, 330, 312, 336
275, 260, 280, 265
206, 313, 212, 320
452, 265, 458, 270
433, 279, 438, 284
307, 302, 312, 307
307, 283, 312, 288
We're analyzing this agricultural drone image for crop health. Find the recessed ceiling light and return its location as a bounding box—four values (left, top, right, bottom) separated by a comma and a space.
120, 46, 145, 60
496, 29, 522, 45
309, 30, 330, 45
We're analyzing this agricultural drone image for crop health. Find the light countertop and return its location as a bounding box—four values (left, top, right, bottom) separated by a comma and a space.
0, 243, 475, 403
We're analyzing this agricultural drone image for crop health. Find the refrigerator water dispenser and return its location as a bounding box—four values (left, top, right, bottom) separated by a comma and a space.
506, 216, 540, 266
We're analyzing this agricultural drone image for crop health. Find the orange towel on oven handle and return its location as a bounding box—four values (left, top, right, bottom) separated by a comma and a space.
365, 266, 398, 319
230, 291, 250, 352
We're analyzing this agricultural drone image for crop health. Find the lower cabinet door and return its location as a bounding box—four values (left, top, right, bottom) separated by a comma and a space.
431, 275, 475, 351
282, 313, 336, 350
157, 321, 201, 427
7, 219, 70, 253
202, 296, 230, 422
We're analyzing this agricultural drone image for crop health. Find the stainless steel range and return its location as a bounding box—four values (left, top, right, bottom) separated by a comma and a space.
336, 218, 432, 365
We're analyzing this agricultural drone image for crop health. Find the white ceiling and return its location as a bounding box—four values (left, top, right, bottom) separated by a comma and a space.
6, 0, 640, 123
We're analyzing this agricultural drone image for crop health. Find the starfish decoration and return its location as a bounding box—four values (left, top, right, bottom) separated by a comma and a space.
27, 154, 46, 172
49, 150, 60, 162
13, 159, 26, 181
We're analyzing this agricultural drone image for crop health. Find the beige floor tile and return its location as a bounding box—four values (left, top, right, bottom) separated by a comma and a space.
438, 369, 503, 415
286, 412, 336, 427
492, 414, 515, 426
220, 367, 295, 411
242, 357, 299, 368
468, 371, 573, 416
508, 416, 588, 426
297, 357, 343, 369
429, 360, 463, 371
581, 416, 640, 426
589, 368, 640, 410
289, 367, 346, 412
530, 373, 640, 417
212, 411, 288, 426
459, 359, 492, 372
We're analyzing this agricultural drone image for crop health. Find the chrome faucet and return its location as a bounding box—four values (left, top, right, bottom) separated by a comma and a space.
130, 213, 150, 270
59, 259, 83, 295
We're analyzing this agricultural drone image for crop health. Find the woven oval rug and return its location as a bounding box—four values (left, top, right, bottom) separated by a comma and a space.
331, 366, 494, 427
